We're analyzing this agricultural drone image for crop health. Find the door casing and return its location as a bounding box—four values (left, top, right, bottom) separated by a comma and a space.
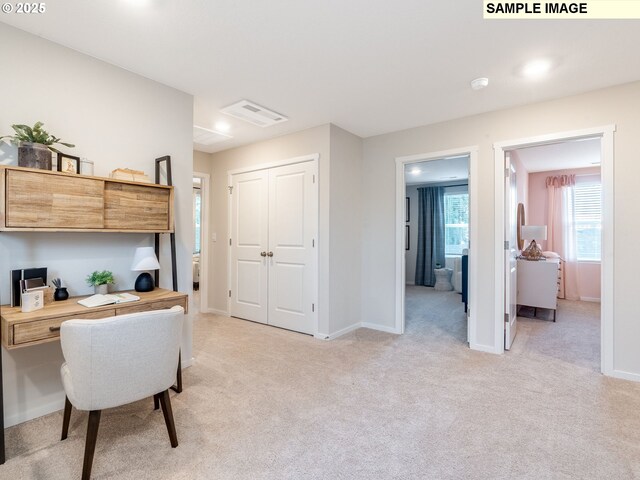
493, 126, 615, 376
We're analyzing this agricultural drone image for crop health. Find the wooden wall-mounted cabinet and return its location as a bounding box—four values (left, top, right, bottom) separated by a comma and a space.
0, 166, 174, 233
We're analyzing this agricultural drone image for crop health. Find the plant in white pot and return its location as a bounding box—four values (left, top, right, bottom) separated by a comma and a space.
86, 270, 115, 295
0, 121, 75, 170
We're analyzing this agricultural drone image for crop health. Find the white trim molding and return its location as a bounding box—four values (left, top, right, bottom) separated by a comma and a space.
193, 171, 210, 314
315, 322, 362, 340
493, 125, 616, 376
361, 322, 401, 335
610, 369, 640, 383
394, 146, 479, 346
580, 297, 601, 303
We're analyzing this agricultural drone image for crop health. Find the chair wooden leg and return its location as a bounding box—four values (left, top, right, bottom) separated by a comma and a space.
153, 393, 160, 411
61, 396, 72, 440
82, 410, 101, 480
158, 390, 178, 448
171, 352, 183, 394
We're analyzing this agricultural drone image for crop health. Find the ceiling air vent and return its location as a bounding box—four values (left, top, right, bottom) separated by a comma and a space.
220, 100, 288, 127
193, 125, 232, 146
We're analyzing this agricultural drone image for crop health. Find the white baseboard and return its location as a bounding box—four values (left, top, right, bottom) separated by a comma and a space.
609, 369, 640, 383
470, 342, 503, 354
360, 322, 401, 334
406, 281, 415, 286
315, 321, 401, 340
208, 308, 230, 316
319, 323, 361, 340
6, 398, 65, 428
580, 296, 601, 303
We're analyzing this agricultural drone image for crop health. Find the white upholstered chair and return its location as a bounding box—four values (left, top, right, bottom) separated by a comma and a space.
60, 306, 184, 480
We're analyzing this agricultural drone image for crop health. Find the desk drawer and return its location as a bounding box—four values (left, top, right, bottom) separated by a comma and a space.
13, 309, 117, 346
116, 298, 186, 316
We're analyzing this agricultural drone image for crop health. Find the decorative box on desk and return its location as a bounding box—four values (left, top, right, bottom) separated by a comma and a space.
1, 288, 188, 350
516, 258, 560, 321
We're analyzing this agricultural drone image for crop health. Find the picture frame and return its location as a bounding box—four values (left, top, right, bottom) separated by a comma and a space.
405, 225, 410, 250
405, 197, 410, 222
57, 152, 80, 174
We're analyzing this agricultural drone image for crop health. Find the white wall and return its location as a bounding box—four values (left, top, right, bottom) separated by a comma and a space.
0, 24, 193, 426
328, 125, 362, 335
193, 150, 211, 175
205, 124, 363, 337
361, 81, 640, 377
206, 125, 332, 333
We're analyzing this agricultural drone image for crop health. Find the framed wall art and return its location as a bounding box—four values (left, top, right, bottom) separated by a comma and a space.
57, 153, 80, 174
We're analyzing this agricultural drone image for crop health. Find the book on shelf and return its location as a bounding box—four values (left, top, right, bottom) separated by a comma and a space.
110, 168, 151, 183
77, 293, 140, 308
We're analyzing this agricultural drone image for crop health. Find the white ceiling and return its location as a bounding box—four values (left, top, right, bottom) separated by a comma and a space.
514, 137, 601, 172
3, 2, 640, 153
405, 156, 469, 185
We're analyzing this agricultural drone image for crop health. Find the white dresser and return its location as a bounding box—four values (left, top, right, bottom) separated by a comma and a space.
516, 258, 560, 321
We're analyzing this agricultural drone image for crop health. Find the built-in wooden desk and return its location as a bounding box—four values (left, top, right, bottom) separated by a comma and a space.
0, 287, 188, 464
1, 288, 188, 350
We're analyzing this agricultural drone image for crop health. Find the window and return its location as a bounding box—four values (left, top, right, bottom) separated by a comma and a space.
574, 181, 601, 261
193, 187, 201, 254
444, 192, 469, 255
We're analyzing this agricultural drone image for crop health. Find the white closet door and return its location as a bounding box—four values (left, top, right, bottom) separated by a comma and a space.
230, 170, 269, 324
267, 162, 317, 334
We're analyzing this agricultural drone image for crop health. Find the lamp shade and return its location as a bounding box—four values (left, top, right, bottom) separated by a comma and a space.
521, 225, 547, 241
131, 247, 160, 271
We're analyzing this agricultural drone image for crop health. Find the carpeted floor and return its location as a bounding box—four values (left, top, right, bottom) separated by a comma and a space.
3, 287, 640, 479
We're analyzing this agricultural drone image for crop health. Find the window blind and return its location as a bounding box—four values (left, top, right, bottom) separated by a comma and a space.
574, 182, 601, 261
444, 192, 469, 255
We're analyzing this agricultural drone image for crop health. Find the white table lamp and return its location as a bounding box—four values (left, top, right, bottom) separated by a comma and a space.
131, 247, 160, 292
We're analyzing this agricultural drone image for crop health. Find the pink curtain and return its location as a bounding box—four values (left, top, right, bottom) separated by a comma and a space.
546, 175, 579, 300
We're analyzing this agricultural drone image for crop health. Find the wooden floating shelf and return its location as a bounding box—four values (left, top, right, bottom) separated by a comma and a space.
0, 166, 174, 233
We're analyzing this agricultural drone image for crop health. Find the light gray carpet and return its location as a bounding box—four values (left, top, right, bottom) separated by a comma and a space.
3, 287, 640, 479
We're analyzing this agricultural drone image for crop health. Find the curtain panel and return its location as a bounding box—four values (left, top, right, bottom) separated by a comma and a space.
415, 186, 445, 287
546, 174, 579, 300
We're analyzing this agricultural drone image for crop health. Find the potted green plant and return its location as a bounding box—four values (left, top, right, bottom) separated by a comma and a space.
86, 270, 115, 295
0, 121, 75, 170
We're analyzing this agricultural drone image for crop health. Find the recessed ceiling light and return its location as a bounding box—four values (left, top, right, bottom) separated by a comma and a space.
215, 121, 231, 133
522, 59, 552, 78
124, 0, 151, 6
410, 168, 421, 175
470, 77, 489, 90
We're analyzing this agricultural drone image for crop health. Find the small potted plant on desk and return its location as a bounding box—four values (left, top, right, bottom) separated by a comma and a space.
0, 121, 75, 170
86, 270, 114, 295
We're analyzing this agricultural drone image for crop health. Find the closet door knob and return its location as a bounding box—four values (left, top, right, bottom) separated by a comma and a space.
260, 251, 267, 257
267, 251, 274, 257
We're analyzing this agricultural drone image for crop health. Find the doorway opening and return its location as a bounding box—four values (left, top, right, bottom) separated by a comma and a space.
395, 146, 479, 347
193, 171, 210, 314
404, 156, 470, 342
494, 125, 615, 375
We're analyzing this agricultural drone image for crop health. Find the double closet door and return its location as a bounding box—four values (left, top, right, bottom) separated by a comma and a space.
230, 161, 317, 335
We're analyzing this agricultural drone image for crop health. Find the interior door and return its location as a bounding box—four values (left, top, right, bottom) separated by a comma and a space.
504, 153, 518, 350
267, 162, 317, 335
230, 170, 269, 324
